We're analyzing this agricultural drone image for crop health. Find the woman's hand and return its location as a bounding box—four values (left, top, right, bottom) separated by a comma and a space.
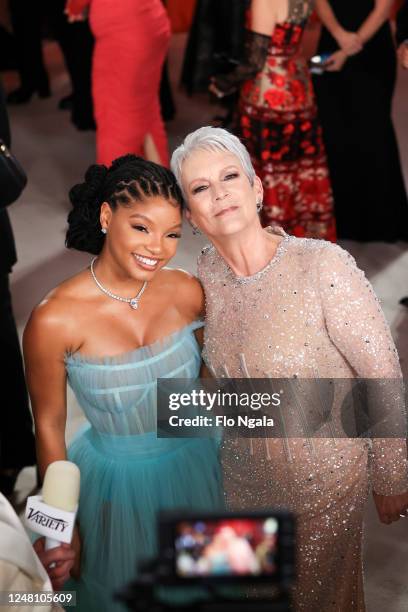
316, 0, 362, 55
373, 490, 408, 524
209, 78, 226, 99
65, 0, 90, 22
398, 43, 408, 69
33, 538, 75, 590
335, 29, 363, 55
324, 50, 348, 72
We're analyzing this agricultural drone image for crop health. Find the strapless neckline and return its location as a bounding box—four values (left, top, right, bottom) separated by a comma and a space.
64, 320, 203, 366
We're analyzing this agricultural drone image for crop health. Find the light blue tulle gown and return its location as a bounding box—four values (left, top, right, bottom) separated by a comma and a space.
64, 321, 223, 611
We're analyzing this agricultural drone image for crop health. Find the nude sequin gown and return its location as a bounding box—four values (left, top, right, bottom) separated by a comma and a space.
198, 227, 408, 611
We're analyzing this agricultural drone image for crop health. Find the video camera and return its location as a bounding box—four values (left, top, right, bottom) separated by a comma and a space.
117, 509, 296, 612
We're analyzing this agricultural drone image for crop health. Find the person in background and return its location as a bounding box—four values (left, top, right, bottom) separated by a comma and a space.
6, 0, 51, 104
66, 0, 170, 166
5, 1, 95, 131
313, 0, 408, 242
181, 0, 247, 128
0, 492, 74, 609
210, 0, 337, 241
50, 0, 95, 131
0, 81, 36, 497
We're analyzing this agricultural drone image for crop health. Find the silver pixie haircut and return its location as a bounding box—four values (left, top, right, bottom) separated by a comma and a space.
170, 126, 256, 199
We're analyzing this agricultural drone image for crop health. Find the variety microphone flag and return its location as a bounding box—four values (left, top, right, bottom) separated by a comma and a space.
25, 460, 80, 549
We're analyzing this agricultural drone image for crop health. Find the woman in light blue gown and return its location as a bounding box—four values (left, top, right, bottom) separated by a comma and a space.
23, 155, 223, 611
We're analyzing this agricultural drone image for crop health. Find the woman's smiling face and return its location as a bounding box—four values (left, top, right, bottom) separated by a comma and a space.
180, 148, 263, 239
100, 195, 182, 282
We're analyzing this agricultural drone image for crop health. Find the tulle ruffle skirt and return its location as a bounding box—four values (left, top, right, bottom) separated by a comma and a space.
66, 425, 223, 611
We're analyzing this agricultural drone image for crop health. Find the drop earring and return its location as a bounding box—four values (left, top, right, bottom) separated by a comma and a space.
256, 201, 263, 213
191, 224, 201, 235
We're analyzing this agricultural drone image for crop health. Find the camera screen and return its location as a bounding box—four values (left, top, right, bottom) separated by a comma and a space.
174, 516, 279, 578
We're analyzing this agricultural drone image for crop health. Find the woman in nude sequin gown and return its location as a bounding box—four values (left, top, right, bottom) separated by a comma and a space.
171, 127, 408, 611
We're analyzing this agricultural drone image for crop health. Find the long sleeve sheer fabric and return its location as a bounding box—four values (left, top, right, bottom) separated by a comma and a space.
199, 227, 407, 611
212, 29, 270, 96
318, 244, 407, 495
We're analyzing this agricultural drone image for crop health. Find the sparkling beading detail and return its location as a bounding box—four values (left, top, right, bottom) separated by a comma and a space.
90, 257, 147, 310
224, 226, 291, 285
198, 230, 408, 611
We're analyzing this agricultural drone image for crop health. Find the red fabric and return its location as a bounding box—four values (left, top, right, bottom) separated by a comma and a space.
90, 0, 170, 166
237, 21, 336, 242
166, 0, 196, 33
65, 0, 91, 19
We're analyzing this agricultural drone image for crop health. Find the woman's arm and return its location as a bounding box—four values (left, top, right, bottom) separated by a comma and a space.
24, 299, 83, 579
315, 0, 343, 39
23, 303, 70, 480
315, 0, 362, 55
398, 42, 408, 68
173, 269, 205, 322
317, 244, 408, 522
174, 271, 213, 378
210, 0, 277, 98
357, 0, 394, 45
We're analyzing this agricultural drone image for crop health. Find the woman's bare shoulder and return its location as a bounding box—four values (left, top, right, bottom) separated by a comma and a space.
157, 268, 204, 319
25, 268, 92, 338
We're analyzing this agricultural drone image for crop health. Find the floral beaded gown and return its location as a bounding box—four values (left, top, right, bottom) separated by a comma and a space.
64, 322, 223, 611
198, 228, 408, 611
236, 0, 336, 240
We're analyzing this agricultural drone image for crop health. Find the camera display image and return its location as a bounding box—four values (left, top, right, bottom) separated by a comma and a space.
174, 516, 279, 578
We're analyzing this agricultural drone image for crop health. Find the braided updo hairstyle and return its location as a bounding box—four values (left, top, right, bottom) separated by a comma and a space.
66, 154, 184, 255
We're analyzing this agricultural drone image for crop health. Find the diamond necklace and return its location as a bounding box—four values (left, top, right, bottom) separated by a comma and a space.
90, 257, 148, 310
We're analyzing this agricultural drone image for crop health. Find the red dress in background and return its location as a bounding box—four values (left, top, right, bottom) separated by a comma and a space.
89, 0, 170, 166
237, 1, 336, 241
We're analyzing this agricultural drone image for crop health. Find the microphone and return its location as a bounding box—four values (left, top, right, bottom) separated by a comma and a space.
25, 461, 80, 553
42, 461, 80, 551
